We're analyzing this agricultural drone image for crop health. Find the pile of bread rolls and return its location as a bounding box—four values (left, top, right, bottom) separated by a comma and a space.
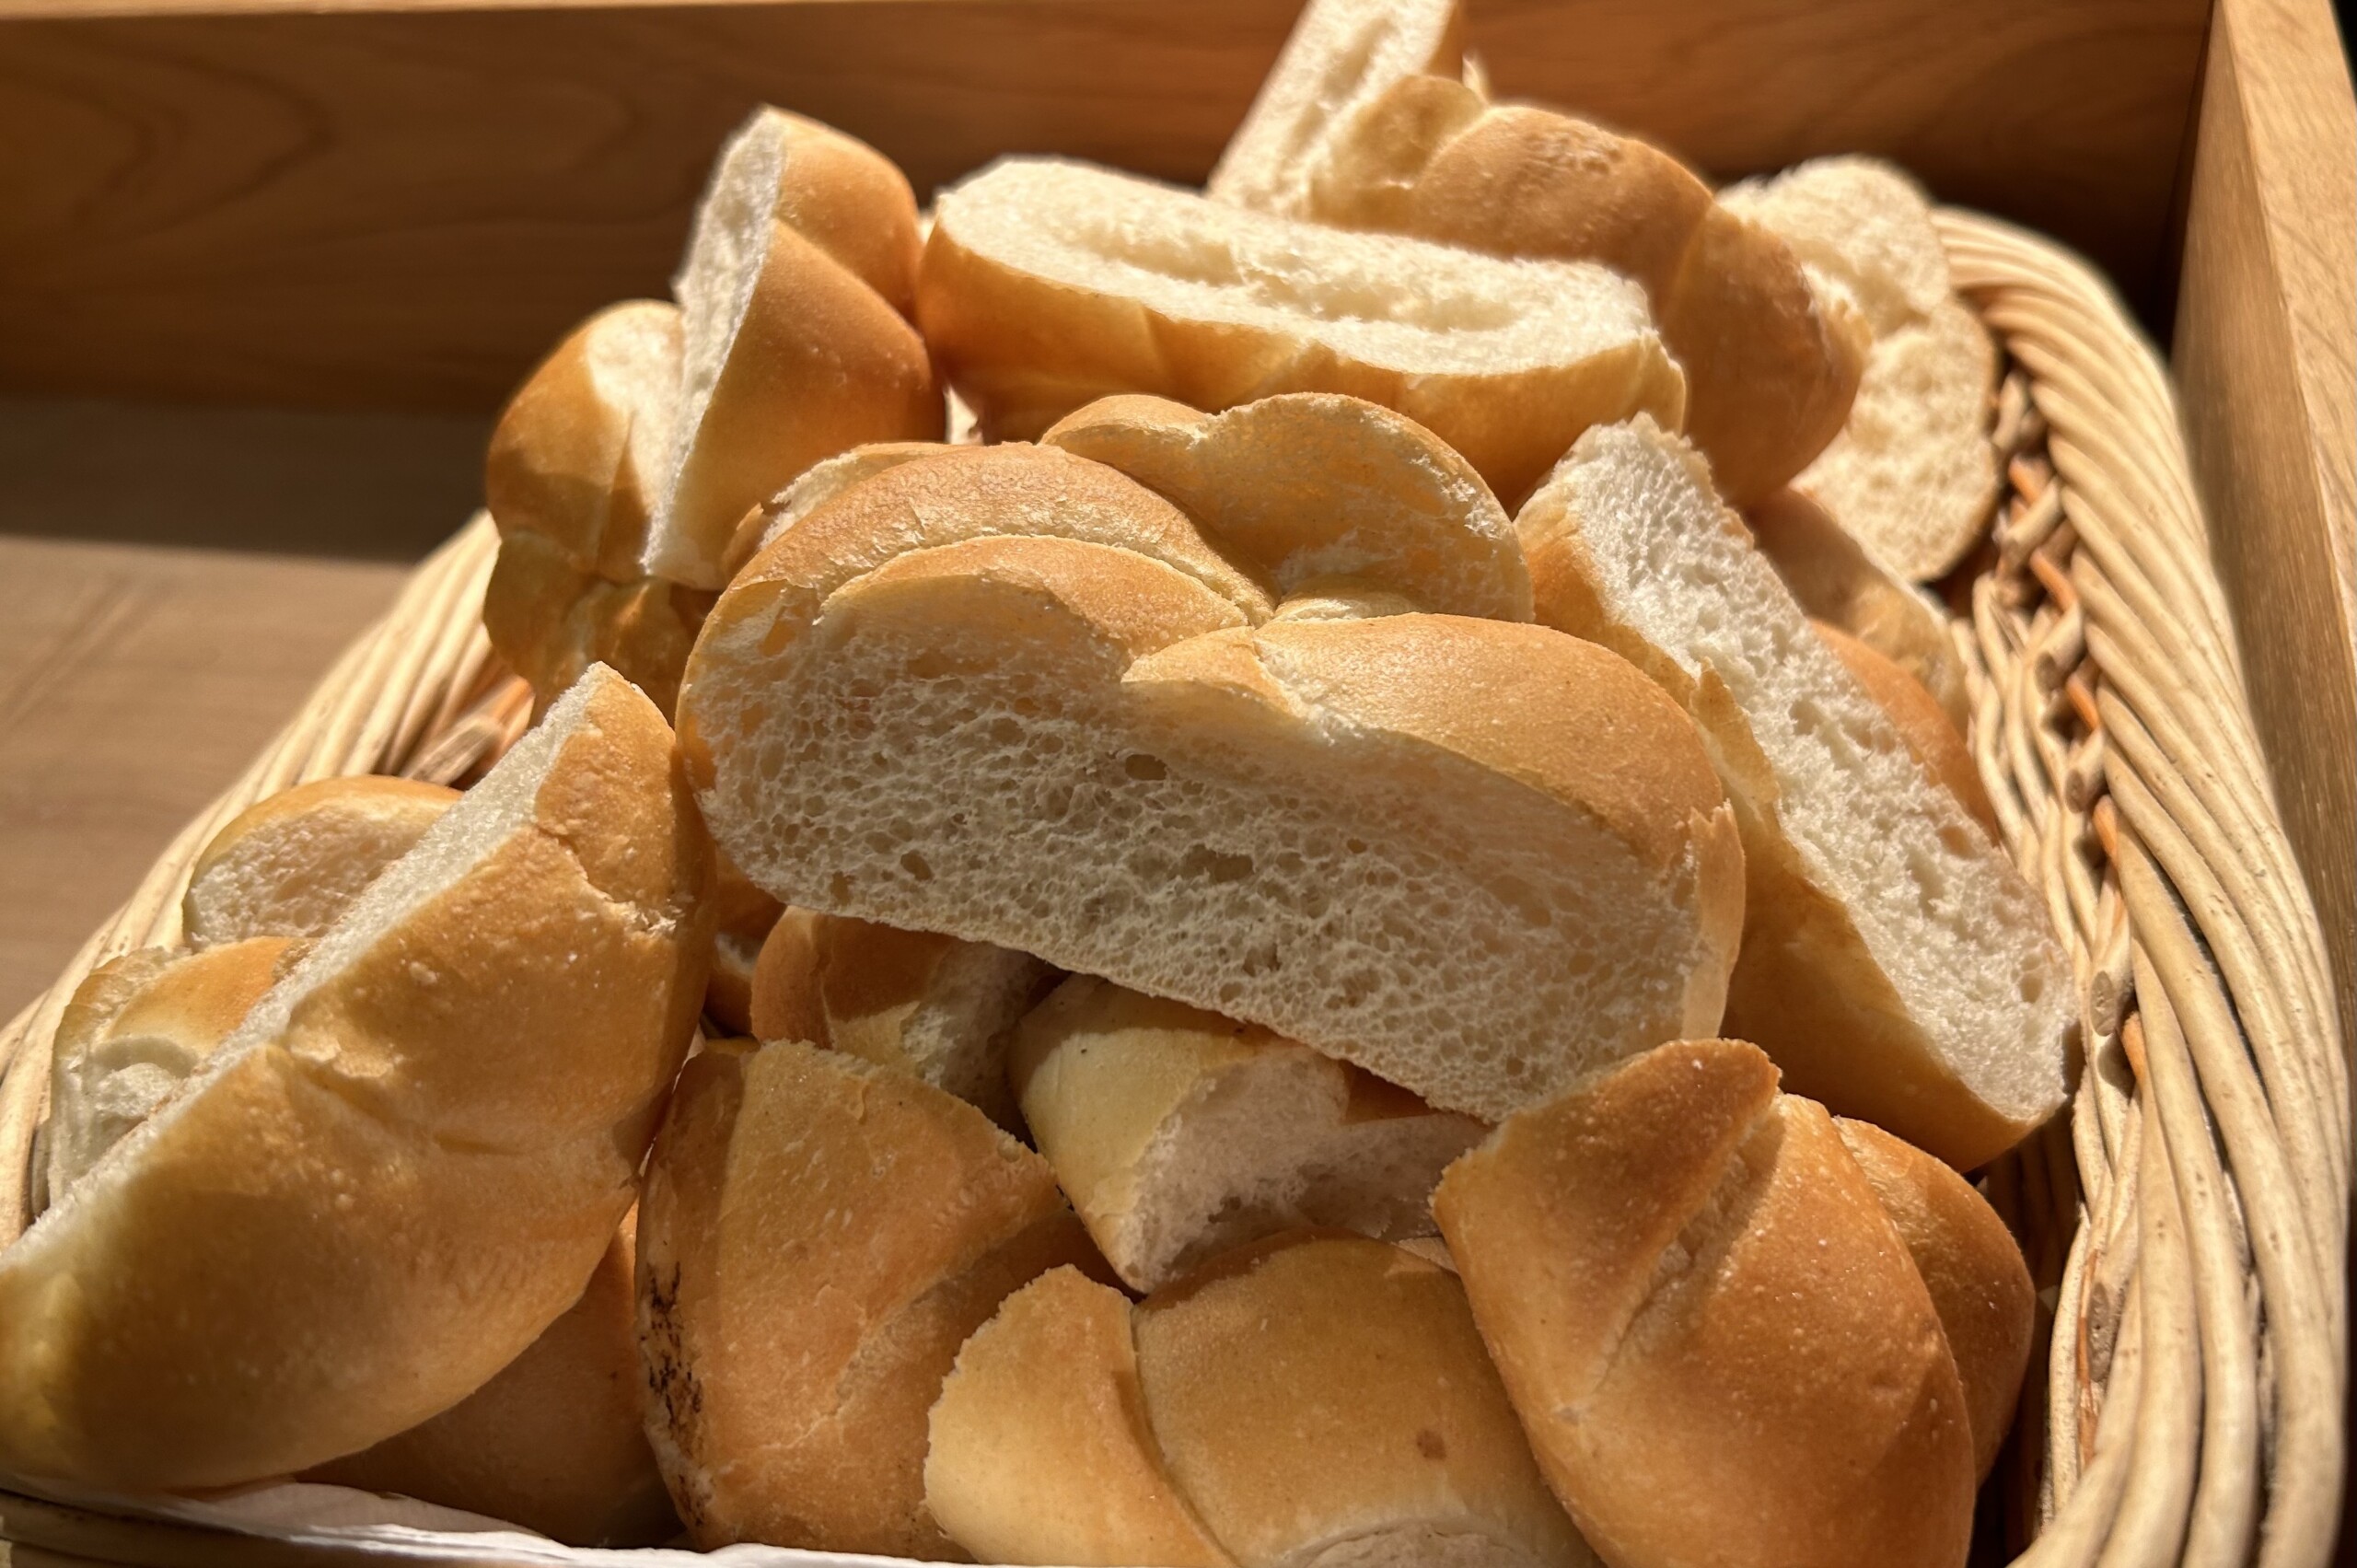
1, 4, 2077, 1566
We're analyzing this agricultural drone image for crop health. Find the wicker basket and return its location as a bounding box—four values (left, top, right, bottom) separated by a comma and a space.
0, 212, 2343, 1568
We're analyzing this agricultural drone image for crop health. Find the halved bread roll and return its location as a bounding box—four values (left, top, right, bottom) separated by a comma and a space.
749, 908, 1053, 1127
307, 1219, 678, 1548
679, 444, 1745, 1122
918, 157, 1685, 504
1810, 621, 1994, 838
1010, 976, 1484, 1293
0, 665, 714, 1489
181, 776, 459, 948
638, 1038, 1102, 1556
1204, 0, 1466, 216
1298, 74, 1864, 506
1516, 418, 2067, 1167
1040, 392, 1531, 621
926, 1236, 1594, 1568
1434, 1040, 1977, 1568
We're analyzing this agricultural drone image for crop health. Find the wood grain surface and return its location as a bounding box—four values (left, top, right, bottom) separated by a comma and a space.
2173, 0, 2357, 1053
0, 0, 2207, 413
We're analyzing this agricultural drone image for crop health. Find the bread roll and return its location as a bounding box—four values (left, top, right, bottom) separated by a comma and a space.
0, 665, 714, 1490
1010, 975, 1483, 1292
1747, 486, 1970, 727
1205, 0, 1465, 216
1297, 74, 1864, 506
43, 938, 296, 1200
918, 157, 1685, 504
749, 908, 1053, 1126
482, 532, 716, 718
1516, 418, 2067, 1167
307, 1219, 678, 1548
702, 853, 783, 1036
1433, 1040, 1976, 1568
1040, 392, 1531, 621
1723, 157, 2001, 579
679, 443, 1744, 1122
656, 107, 942, 587
181, 776, 459, 948
1810, 621, 1995, 838
927, 1235, 1595, 1567
637, 1037, 1101, 1555
722, 439, 949, 582
1835, 1118, 2035, 1479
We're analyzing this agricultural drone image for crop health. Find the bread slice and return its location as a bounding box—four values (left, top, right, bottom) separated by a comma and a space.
721, 439, 948, 581
1515, 419, 2069, 1167
918, 157, 1685, 505
306, 1217, 678, 1548
1433, 1040, 1977, 1568
928, 1236, 1594, 1568
678, 444, 1745, 1122
1720, 155, 1952, 336
1811, 621, 1995, 839
1009, 976, 1485, 1292
636, 1038, 1103, 1555
180, 776, 459, 948
0, 665, 714, 1490
1204, 0, 1465, 216
655, 107, 943, 588
1041, 391, 1531, 621
1747, 486, 1970, 728
749, 908, 1053, 1127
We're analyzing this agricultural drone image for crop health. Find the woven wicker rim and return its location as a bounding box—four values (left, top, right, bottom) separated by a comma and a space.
0, 211, 2344, 1568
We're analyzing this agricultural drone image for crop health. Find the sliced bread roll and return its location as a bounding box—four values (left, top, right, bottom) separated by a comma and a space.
1811, 621, 1993, 837
0, 665, 714, 1489
1010, 976, 1485, 1292
749, 908, 1053, 1127
1747, 486, 1970, 728
638, 1037, 1102, 1555
1723, 157, 2001, 579
1298, 74, 1864, 506
1434, 1040, 1977, 1568
927, 1235, 1595, 1568
918, 157, 1685, 505
1204, 0, 1465, 216
307, 1218, 678, 1548
483, 533, 717, 718
1515, 418, 2067, 1168
181, 776, 459, 948
1040, 391, 1531, 621
721, 439, 949, 581
679, 443, 1745, 1121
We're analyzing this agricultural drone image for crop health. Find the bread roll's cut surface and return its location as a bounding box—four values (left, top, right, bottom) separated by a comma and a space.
637, 1037, 1100, 1556
0, 665, 714, 1490
1720, 155, 1951, 336
919, 157, 1684, 505
1810, 621, 1995, 837
680, 451, 1744, 1121
1011, 975, 1484, 1292
307, 1219, 678, 1547
1434, 1040, 1977, 1568
182, 776, 459, 948
1516, 419, 2068, 1167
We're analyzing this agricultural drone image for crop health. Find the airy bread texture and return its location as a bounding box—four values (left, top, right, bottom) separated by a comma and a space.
749, 908, 1053, 1127
1434, 1040, 1977, 1568
1747, 486, 1970, 727
658, 107, 942, 587
1516, 419, 2069, 1167
307, 1219, 679, 1548
1041, 392, 1531, 621
1204, 0, 1465, 216
927, 1236, 1595, 1567
1811, 621, 1995, 837
1010, 976, 1484, 1293
1296, 74, 1864, 506
918, 158, 1685, 504
637, 1038, 1102, 1556
42, 938, 296, 1202
0, 666, 714, 1489
678, 441, 1745, 1122
1723, 157, 2001, 579
181, 776, 459, 948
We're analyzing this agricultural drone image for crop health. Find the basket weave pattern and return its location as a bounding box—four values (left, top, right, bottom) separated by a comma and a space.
0, 214, 2343, 1568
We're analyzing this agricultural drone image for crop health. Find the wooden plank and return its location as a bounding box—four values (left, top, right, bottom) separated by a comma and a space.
0, 0, 2207, 414
2171, 0, 2357, 1053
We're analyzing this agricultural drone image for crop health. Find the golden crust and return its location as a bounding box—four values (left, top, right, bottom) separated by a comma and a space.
482, 531, 716, 718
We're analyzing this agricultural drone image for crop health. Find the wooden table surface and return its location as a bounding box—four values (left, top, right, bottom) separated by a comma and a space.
0, 399, 487, 1021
